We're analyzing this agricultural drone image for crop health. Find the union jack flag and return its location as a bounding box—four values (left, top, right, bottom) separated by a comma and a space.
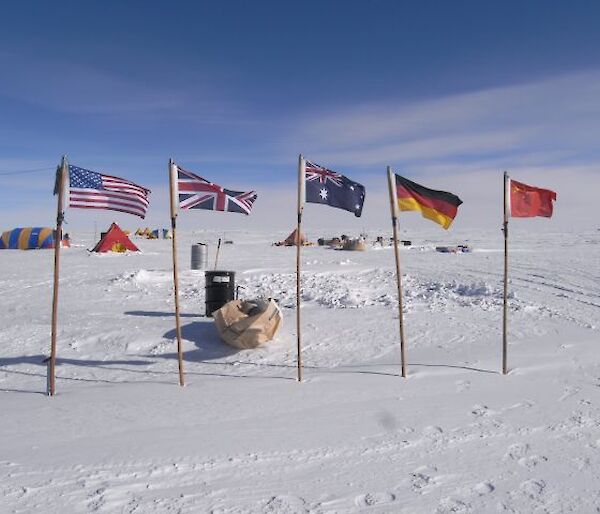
177, 166, 257, 215
305, 160, 343, 187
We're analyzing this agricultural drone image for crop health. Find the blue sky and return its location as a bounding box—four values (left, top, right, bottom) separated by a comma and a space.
1, 1, 600, 231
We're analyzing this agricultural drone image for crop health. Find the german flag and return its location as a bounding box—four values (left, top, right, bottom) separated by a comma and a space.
394, 174, 462, 229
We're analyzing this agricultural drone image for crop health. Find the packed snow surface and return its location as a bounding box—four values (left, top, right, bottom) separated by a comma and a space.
1, 228, 599, 513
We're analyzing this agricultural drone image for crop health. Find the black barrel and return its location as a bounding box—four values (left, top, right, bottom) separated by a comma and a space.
205, 270, 235, 317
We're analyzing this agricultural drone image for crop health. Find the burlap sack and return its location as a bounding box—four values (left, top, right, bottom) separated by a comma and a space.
213, 298, 282, 349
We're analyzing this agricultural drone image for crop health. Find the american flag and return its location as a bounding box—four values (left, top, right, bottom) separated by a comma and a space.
177, 166, 257, 215
68, 165, 151, 218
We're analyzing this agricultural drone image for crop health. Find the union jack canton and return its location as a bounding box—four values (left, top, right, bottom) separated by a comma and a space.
177, 166, 257, 215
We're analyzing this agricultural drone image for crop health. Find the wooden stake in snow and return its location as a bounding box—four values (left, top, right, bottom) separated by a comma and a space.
296, 154, 306, 382
214, 238, 222, 270
169, 159, 185, 387
502, 171, 509, 375
387, 167, 407, 378
48, 156, 67, 396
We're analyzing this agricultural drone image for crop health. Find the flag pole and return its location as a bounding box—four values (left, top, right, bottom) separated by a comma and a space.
169, 159, 185, 387
49, 155, 67, 396
387, 166, 407, 377
296, 154, 305, 382
502, 171, 509, 375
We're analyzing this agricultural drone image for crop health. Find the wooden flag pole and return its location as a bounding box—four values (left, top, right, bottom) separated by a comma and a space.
296, 154, 305, 382
387, 167, 407, 378
502, 171, 509, 375
169, 159, 185, 387
214, 238, 222, 270
49, 155, 67, 396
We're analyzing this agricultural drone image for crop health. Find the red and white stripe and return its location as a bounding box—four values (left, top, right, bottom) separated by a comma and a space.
178, 173, 226, 210
70, 174, 150, 218
176, 166, 256, 215
229, 190, 257, 213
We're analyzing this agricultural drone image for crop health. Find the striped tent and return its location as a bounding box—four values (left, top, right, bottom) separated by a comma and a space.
0, 227, 70, 250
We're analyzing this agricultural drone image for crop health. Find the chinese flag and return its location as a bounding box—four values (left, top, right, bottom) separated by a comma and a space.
509, 179, 556, 218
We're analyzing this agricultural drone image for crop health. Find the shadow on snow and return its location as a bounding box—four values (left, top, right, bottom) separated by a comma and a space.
156, 320, 296, 381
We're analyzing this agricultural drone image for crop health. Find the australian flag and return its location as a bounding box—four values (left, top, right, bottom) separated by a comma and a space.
305, 160, 365, 217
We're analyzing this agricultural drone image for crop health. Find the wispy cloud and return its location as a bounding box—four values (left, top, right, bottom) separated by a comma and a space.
2, 70, 600, 231
0, 54, 248, 124
290, 70, 600, 172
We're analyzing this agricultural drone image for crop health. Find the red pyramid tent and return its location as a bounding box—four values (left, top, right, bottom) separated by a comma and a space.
92, 223, 139, 253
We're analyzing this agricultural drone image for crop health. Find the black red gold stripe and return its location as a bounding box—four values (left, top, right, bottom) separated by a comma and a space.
395, 174, 462, 229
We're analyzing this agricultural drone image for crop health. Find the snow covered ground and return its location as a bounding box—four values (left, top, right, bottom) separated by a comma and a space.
1, 228, 599, 513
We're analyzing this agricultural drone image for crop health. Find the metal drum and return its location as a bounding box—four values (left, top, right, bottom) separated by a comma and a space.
191, 243, 208, 270
205, 270, 235, 317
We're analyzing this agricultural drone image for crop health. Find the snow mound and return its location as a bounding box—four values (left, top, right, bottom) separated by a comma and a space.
242, 270, 519, 312
112, 269, 173, 286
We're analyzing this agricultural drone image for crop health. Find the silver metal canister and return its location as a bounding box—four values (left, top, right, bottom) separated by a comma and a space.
191, 243, 208, 270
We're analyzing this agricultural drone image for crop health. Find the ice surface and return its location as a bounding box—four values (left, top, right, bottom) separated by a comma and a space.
1, 228, 599, 512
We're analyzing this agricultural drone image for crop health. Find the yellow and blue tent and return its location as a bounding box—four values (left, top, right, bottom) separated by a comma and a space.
0, 227, 69, 250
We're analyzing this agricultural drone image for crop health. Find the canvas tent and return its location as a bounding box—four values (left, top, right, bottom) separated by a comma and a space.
92, 223, 139, 253
275, 228, 310, 246
135, 227, 154, 238
0, 227, 70, 250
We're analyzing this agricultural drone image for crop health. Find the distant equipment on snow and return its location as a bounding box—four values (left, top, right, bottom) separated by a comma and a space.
318, 236, 342, 247
317, 235, 367, 250
435, 245, 472, 254
341, 238, 366, 251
